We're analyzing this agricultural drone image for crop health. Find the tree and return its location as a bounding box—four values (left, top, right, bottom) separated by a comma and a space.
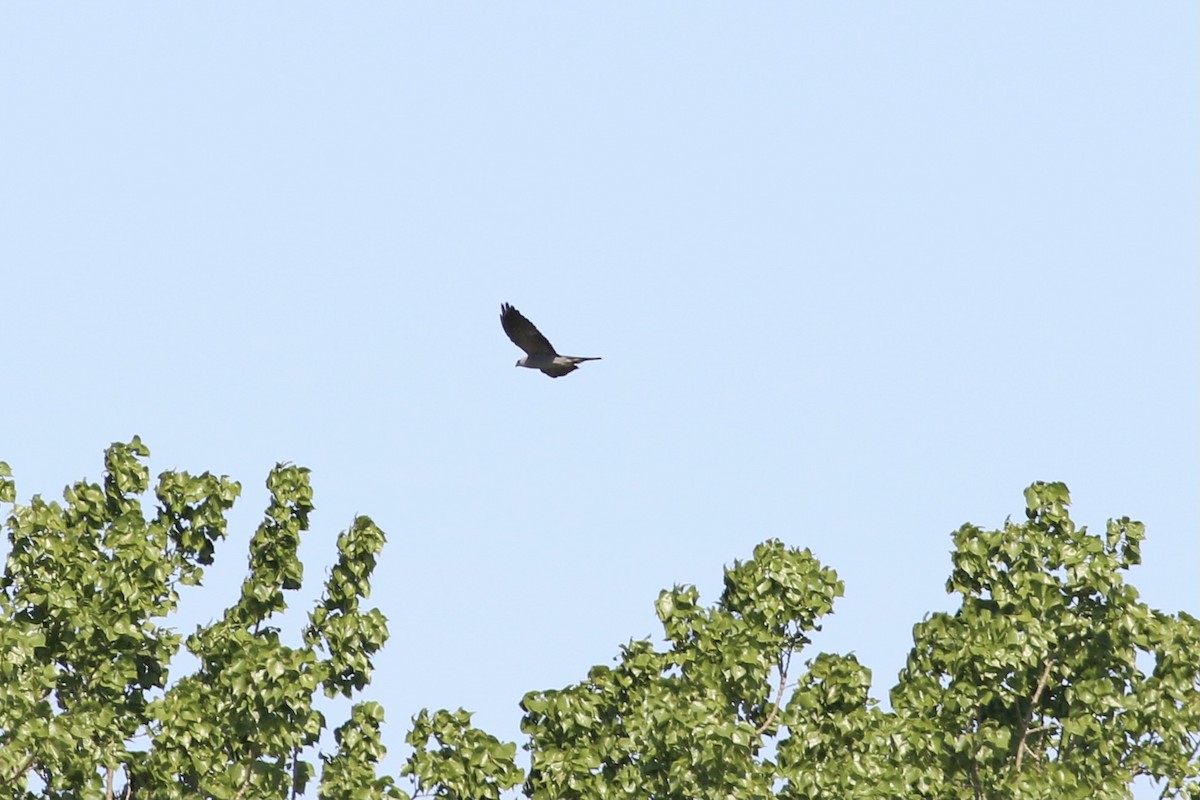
417, 486, 1200, 800
0, 438, 395, 798
2, 440, 1198, 799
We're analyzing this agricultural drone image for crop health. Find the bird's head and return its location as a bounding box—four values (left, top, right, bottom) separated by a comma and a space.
514, 357, 526, 368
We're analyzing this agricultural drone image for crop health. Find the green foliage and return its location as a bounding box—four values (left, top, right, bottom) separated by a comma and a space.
514, 540, 842, 800
3, 444, 1197, 800
306, 516, 391, 699
0, 440, 393, 798
403, 708, 522, 800
320, 702, 402, 800
776, 481, 1200, 800
503, 488, 1196, 800
884, 481, 1200, 800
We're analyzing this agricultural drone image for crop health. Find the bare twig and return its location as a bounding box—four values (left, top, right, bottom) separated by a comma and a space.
1015, 659, 1055, 774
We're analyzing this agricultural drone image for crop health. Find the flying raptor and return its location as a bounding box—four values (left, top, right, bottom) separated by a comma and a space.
500, 303, 601, 378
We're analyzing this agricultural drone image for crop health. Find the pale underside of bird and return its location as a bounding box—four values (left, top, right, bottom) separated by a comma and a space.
500, 303, 601, 378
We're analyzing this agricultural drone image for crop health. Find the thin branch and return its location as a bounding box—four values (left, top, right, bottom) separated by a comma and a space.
0, 754, 36, 788
1029, 660, 1054, 708
106, 766, 115, 800
1015, 659, 1055, 774
232, 762, 255, 800
967, 708, 984, 800
1017, 739, 1046, 769
755, 651, 792, 736
290, 745, 300, 800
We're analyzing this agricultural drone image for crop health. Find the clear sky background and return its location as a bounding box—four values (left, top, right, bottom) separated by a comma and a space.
2, 3, 1197, 794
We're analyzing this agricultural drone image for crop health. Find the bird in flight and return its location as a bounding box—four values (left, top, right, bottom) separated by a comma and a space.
500, 303, 601, 378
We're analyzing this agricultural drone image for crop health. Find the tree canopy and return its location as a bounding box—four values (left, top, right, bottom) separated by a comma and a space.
1, 440, 1197, 799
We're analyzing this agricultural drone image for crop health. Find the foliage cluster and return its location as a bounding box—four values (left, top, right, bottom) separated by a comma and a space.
1, 441, 1197, 799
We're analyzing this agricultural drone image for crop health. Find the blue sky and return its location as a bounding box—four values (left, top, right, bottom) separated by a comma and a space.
2, 2, 1197, 792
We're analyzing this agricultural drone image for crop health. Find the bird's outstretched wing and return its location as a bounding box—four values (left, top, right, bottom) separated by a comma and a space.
501, 303, 557, 357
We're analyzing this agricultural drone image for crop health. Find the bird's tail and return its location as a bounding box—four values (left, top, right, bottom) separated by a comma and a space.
568, 356, 602, 363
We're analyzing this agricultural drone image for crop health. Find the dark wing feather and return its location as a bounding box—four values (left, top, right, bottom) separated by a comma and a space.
500, 303, 557, 357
